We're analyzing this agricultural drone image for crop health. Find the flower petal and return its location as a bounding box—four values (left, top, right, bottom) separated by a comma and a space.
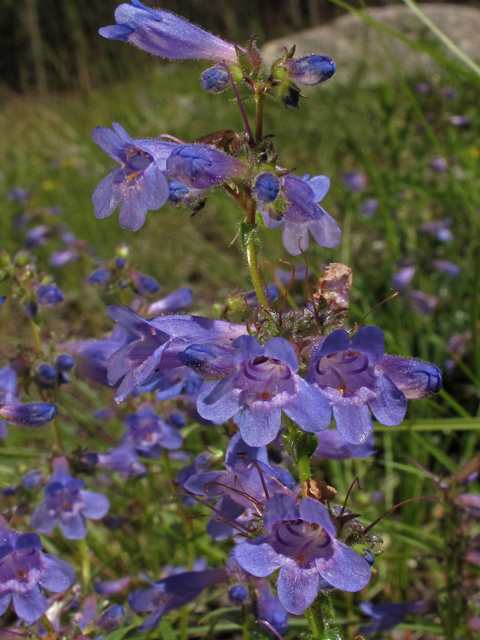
277, 564, 319, 615
332, 396, 374, 444
234, 540, 282, 577
368, 375, 407, 426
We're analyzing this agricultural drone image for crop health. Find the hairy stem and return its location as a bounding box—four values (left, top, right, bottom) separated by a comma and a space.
255, 91, 265, 142
50, 414, 65, 456
245, 229, 269, 309
305, 594, 342, 640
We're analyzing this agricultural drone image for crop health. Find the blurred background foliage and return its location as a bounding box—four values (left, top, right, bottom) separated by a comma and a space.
1, 0, 479, 96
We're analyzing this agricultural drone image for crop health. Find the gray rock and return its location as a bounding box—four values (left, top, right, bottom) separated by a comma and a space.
261, 4, 480, 84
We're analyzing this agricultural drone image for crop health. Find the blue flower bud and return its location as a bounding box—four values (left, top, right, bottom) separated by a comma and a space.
200, 66, 230, 93
2, 485, 18, 497
25, 301, 38, 317
115, 257, 126, 269
55, 354, 76, 372
88, 269, 111, 285
229, 585, 248, 604
0, 296, 6, 307
36, 284, 64, 307
22, 469, 43, 489
168, 181, 192, 204
37, 363, 58, 385
0, 402, 57, 427
252, 172, 280, 204
166, 412, 186, 429
131, 270, 160, 295
284, 55, 336, 86
97, 605, 125, 632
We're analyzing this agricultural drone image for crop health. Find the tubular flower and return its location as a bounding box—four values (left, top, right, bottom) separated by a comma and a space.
234, 494, 371, 615
166, 145, 248, 189
100, 0, 239, 64
306, 326, 442, 444
282, 55, 336, 86
30, 457, 110, 540
92, 122, 173, 230
261, 174, 341, 256
107, 305, 247, 403
0, 519, 75, 624
128, 569, 228, 631
121, 404, 183, 458
184, 433, 294, 540
196, 335, 331, 447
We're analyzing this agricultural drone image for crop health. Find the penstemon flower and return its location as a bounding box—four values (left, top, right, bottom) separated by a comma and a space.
234, 494, 372, 614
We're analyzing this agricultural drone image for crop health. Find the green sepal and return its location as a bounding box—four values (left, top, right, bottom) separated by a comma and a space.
236, 47, 254, 77
281, 430, 298, 462
296, 431, 320, 459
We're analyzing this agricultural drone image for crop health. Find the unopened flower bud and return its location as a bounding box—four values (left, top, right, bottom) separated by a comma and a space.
200, 66, 230, 93
37, 363, 58, 385
35, 284, 64, 307
25, 301, 38, 317
229, 585, 248, 604
55, 354, 75, 372
283, 55, 336, 86
252, 172, 280, 204
277, 82, 300, 109
88, 269, 110, 285
130, 270, 159, 295
97, 605, 125, 632
0, 402, 57, 427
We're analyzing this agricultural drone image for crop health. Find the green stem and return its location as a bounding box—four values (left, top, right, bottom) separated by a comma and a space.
297, 445, 312, 484
305, 594, 342, 640
245, 224, 269, 308
255, 91, 265, 142
29, 316, 42, 356
50, 414, 64, 455
40, 614, 54, 632
79, 537, 92, 592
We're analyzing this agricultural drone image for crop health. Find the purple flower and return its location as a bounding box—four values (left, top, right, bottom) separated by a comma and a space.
185, 433, 294, 540
254, 578, 288, 634
429, 157, 448, 172
97, 604, 125, 632
49, 250, 79, 267
92, 122, 173, 230
95, 577, 131, 595
35, 284, 64, 307
359, 601, 433, 635
166, 145, 247, 189
0, 402, 57, 428
392, 266, 415, 291
100, 0, 239, 64
25, 225, 49, 248
343, 172, 367, 192
88, 269, 111, 286
307, 327, 418, 444
147, 288, 192, 315
200, 66, 230, 93
58, 325, 130, 387
410, 290, 438, 314
416, 82, 431, 93
0, 519, 75, 624
95, 447, 147, 478
22, 470, 43, 489
432, 260, 460, 276
30, 457, 110, 539
197, 335, 331, 447
234, 495, 371, 614
107, 306, 247, 403
0, 296, 5, 307
420, 218, 453, 242
261, 174, 341, 256
121, 404, 183, 458
315, 429, 375, 460
375, 354, 441, 400
449, 115, 471, 127
7, 187, 30, 204
128, 569, 227, 631
360, 198, 378, 217
283, 55, 335, 86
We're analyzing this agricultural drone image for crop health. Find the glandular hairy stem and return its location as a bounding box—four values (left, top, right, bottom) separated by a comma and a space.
305, 594, 343, 640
